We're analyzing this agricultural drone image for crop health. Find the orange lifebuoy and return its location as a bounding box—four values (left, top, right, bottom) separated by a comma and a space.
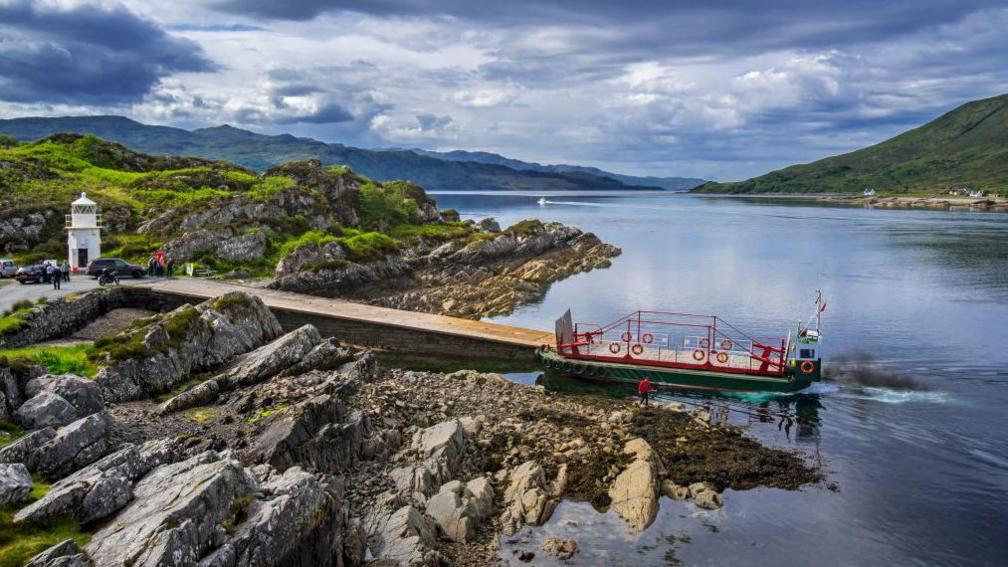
716, 351, 729, 364
631, 344, 644, 355
720, 338, 733, 350
692, 349, 706, 362
609, 343, 621, 354
800, 360, 815, 375
642, 333, 654, 344
621, 331, 633, 342
699, 338, 710, 349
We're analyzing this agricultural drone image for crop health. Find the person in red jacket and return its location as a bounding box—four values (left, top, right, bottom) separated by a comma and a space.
637, 377, 652, 406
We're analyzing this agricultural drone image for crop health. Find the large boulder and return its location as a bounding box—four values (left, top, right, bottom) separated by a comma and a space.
197, 466, 345, 567
425, 477, 494, 542
14, 391, 78, 430
14, 438, 180, 525
84, 452, 255, 566
25, 374, 104, 417
28, 412, 113, 479
608, 438, 662, 532
0, 463, 32, 506
159, 324, 325, 414
499, 460, 557, 535
95, 292, 283, 402
367, 504, 439, 566
246, 389, 367, 474
390, 419, 469, 504
0, 426, 55, 464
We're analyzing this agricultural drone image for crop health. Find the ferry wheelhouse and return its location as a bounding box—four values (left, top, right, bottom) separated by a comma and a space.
536, 294, 826, 393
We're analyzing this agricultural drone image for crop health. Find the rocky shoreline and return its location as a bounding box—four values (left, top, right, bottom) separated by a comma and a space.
271, 219, 620, 320
0, 291, 820, 566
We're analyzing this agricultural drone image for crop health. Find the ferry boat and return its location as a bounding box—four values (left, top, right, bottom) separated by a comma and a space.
536, 293, 826, 393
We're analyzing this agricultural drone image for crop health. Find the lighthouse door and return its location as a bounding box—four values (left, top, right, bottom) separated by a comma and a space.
77, 248, 88, 267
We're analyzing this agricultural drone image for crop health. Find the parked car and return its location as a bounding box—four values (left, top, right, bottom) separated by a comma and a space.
86, 258, 145, 279
0, 259, 17, 278
15, 264, 46, 284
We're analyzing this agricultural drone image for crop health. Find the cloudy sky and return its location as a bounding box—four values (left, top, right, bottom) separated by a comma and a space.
1, 0, 1007, 180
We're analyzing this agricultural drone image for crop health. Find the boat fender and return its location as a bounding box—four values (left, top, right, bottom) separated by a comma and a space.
573, 364, 584, 374
716, 351, 729, 364
621, 331, 633, 342
609, 343, 621, 354
800, 360, 815, 375
692, 349, 706, 361
699, 338, 710, 349
720, 338, 733, 350
642, 333, 654, 344
563, 362, 573, 372
631, 344, 644, 355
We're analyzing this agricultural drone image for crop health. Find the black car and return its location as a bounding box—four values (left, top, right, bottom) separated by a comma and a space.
86, 258, 146, 279
15, 264, 46, 284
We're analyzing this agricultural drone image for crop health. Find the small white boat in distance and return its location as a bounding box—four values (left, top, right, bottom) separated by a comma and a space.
537, 197, 547, 206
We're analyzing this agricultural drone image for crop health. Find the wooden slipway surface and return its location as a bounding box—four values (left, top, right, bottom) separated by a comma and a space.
139, 278, 555, 349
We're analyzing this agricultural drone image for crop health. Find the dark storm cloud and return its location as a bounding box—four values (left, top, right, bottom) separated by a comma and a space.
168, 23, 266, 32
274, 103, 355, 124
214, 0, 1005, 50
0, 0, 215, 104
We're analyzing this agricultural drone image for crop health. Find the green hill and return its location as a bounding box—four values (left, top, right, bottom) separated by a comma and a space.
695, 93, 1008, 195
0, 133, 462, 275
0, 116, 662, 192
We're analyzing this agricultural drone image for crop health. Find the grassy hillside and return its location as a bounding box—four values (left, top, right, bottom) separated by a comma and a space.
695, 93, 1008, 195
0, 133, 470, 276
0, 116, 660, 192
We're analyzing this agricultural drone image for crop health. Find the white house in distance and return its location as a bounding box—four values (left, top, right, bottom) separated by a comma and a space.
66, 192, 102, 271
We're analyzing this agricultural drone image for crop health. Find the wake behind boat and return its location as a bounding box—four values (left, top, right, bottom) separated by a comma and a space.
537, 293, 827, 393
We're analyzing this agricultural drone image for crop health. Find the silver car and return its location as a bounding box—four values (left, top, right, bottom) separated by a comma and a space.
0, 259, 17, 278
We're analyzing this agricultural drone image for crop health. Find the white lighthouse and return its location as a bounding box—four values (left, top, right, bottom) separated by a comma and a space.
66, 192, 102, 271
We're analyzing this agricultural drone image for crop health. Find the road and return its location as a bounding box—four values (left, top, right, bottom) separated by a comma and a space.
0, 274, 147, 313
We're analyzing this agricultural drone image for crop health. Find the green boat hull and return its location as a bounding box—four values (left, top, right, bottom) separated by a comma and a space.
537, 349, 814, 393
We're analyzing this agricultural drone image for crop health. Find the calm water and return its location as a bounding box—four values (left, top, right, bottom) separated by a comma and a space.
431, 191, 1008, 566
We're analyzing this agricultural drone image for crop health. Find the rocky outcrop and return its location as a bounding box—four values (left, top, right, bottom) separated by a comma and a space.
425, 477, 494, 542
14, 374, 104, 430
15, 391, 78, 430
14, 437, 179, 525
71, 449, 345, 567
366, 504, 440, 566
0, 462, 32, 506
25, 412, 113, 479
499, 460, 559, 535
94, 292, 283, 402
608, 438, 663, 532
159, 324, 328, 414
24, 540, 89, 567
272, 219, 621, 319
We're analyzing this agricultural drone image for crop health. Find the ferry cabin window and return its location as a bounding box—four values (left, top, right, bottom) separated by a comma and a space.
799, 349, 815, 359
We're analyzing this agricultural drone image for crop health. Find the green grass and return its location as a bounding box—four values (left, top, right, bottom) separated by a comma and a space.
386, 221, 472, 242
0, 344, 98, 377
185, 407, 217, 424
0, 422, 24, 449
336, 230, 401, 263
0, 477, 90, 567
246, 404, 290, 424
276, 229, 338, 257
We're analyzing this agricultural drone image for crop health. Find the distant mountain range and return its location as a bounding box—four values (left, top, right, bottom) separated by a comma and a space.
0, 115, 704, 192
695, 93, 1008, 194
404, 148, 705, 191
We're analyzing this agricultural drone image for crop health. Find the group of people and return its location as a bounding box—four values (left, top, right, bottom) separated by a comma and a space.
43, 260, 71, 290
147, 250, 176, 278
